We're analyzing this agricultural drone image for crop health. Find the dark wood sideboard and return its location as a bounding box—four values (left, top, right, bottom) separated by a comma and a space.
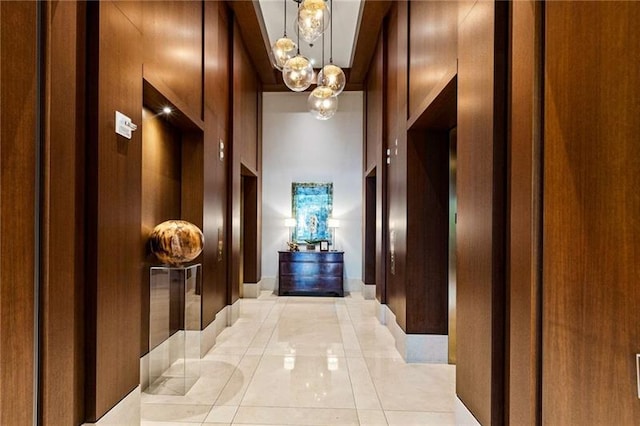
278, 251, 344, 296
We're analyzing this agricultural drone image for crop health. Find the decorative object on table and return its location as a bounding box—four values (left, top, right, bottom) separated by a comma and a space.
149, 220, 204, 266
304, 239, 323, 251
291, 182, 333, 243
327, 217, 340, 250
320, 240, 329, 251
286, 241, 300, 252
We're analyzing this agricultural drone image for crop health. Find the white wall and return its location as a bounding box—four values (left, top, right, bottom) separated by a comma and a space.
261, 91, 363, 284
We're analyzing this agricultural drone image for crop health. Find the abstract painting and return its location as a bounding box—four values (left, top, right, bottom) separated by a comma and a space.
291, 182, 333, 243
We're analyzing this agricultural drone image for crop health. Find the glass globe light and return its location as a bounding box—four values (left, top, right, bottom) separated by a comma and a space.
297, 0, 330, 43
317, 64, 346, 95
307, 86, 338, 120
271, 37, 297, 71
282, 55, 314, 92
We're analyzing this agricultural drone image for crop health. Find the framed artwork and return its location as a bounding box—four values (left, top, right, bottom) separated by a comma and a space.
291, 182, 333, 243
320, 240, 329, 251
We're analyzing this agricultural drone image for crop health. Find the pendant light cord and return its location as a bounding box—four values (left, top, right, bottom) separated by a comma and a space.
329, 0, 333, 63
296, 0, 300, 54
283, 0, 287, 37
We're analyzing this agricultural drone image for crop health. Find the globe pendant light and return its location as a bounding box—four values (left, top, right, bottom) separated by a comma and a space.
317, 0, 345, 95
271, 37, 297, 71
283, 55, 314, 91
307, 86, 338, 120
297, 0, 330, 43
271, 0, 296, 70
282, 0, 314, 92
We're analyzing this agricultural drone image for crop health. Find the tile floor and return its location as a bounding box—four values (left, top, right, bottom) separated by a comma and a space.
141, 292, 456, 426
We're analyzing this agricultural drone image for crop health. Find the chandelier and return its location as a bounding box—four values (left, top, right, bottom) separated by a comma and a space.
279, 0, 346, 120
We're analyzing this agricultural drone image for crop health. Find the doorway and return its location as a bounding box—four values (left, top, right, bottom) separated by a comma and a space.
448, 127, 457, 364
240, 166, 259, 298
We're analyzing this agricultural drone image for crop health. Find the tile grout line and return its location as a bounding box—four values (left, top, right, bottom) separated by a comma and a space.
227, 295, 288, 425
343, 296, 392, 426
202, 296, 282, 424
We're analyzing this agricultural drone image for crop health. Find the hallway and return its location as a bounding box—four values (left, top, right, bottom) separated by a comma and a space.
141, 293, 456, 425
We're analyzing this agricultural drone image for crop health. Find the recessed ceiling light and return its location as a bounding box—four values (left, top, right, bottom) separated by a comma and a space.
162, 106, 172, 114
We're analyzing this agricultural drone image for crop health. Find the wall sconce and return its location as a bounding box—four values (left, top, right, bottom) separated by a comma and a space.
285, 218, 297, 242
327, 218, 340, 250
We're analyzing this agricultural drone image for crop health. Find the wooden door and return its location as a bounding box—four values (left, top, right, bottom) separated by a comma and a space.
543, 2, 640, 423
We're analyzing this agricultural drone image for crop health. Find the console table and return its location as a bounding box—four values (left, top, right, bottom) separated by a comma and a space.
278, 251, 344, 296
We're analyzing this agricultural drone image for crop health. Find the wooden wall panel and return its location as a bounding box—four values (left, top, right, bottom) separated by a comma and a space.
142, 1, 203, 121
508, 1, 542, 424
364, 174, 376, 284
406, 130, 449, 334
231, 18, 260, 303
408, 0, 457, 121
202, 1, 230, 322
542, 2, 640, 424
40, 1, 86, 424
456, 1, 507, 424
0, 2, 37, 424
365, 29, 383, 173
385, 2, 407, 330
85, 1, 143, 420
140, 107, 182, 355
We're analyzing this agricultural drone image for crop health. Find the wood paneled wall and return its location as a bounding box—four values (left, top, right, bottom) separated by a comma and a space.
408, 0, 457, 121
365, 28, 387, 303
457, 1, 508, 424
385, 1, 408, 330
85, 1, 143, 420
230, 19, 261, 303
202, 0, 230, 321
508, 1, 542, 424
40, 1, 86, 424
542, 2, 640, 423
0, 2, 37, 424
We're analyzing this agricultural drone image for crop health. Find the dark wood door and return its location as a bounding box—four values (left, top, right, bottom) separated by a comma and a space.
543, 2, 640, 423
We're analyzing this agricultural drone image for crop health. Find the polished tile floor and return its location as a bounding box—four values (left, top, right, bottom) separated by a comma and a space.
141, 292, 456, 426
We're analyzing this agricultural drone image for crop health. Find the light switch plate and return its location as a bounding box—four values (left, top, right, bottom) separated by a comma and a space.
115, 111, 136, 139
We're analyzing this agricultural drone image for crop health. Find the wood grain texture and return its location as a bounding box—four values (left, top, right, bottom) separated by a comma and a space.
456, 1, 507, 424
508, 1, 542, 424
230, 18, 260, 304
202, 0, 230, 322
543, 2, 640, 424
350, 0, 393, 86
364, 174, 376, 284
140, 107, 183, 356
85, 1, 143, 420
40, 1, 86, 424
408, 0, 457, 120
142, 0, 203, 121
0, 2, 37, 424
406, 130, 449, 334
368, 29, 387, 304
242, 174, 259, 283
385, 2, 407, 330
278, 252, 345, 297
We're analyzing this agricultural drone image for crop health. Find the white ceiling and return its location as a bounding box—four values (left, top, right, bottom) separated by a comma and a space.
258, 0, 363, 69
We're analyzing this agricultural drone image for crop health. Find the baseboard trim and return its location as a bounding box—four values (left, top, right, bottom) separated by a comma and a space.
243, 281, 261, 298
360, 281, 376, 299
374, 299, 448, 363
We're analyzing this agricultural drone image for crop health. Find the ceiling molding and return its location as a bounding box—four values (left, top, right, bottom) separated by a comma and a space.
228, 0, 391, 91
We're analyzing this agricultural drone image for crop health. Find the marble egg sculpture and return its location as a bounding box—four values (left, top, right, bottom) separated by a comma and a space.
149, 220, 204, 266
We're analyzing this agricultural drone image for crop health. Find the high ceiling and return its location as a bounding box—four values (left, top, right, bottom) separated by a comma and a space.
258, 0, 363, 69
228, 0, 392, 91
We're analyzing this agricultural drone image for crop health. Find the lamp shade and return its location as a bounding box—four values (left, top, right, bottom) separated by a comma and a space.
282, 55, 314, 92
297, 0, 330, 43
327, 218, 340, 228
307, 86, 338, 120
317, 64, 346, 95
271, 37, 297, 71
284, 218, 297, 228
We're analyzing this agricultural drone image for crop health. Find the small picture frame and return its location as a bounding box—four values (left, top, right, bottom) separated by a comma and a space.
319, 240, 329, 251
